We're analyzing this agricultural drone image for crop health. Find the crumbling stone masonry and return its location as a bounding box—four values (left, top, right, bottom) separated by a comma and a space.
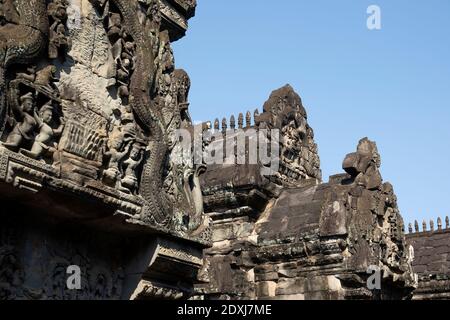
196, 85, 417, 300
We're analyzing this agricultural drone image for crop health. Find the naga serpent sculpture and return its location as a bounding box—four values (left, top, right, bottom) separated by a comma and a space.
0, 0, 173, 228
91, 0, 173, 227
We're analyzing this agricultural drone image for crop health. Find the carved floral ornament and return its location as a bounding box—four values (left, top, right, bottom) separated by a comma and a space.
0, 0, 210, 244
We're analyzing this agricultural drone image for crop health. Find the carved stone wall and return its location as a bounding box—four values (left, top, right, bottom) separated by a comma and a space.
0, 210, 131, 300
0, 0, 209, 300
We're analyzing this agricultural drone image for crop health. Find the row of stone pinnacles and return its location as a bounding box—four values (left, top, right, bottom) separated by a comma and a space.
210, 110, 259, 131
0, 0, 211, 300
408, 217, 450, 233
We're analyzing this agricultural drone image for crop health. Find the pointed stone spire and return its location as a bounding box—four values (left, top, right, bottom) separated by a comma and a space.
430, 219, 435, 232
254, 109, 260, 126
408, 223, 413, 234
246, 111, 251, 128
214, 118, 220, 131
423, 220, 427, 232
414, 220, 419, 232
438, 217, 442, 231
202, 121, 212, 132
222, 117, 227, 133
230, 115, 236, 130
446, 216, 449, 229
238, 113, 244, 129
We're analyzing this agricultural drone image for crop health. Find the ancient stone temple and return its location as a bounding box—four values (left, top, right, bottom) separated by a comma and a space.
195, 85, 417, 300
0, 0, 446, 301
0, 0, 211, 299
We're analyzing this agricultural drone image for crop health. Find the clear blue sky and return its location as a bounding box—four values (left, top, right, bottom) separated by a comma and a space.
172, 0, 450, 226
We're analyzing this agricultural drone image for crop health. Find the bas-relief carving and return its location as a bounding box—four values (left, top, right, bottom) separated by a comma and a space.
0, 0, 209, 243
160, 68, 210, 236
0, 0, 208, 300
260, 85, 322, 185
202, 85, 322, 199
159, 0, 188, 30
0, 222, 126, 300
48, 0, 71, 59
0, 226, 24, 300
132, 280, 185, 300
338, 139, 416, 289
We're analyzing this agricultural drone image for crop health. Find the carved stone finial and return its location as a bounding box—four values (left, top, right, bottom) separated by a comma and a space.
214, 118, 219, 131
408, 223, 413, 234
246, 111, 251, 128
415, 220, 419, 232
446, 216, 449, 229
203, 121, 212, 131
430, 219, 435, 232
423, 220, 427, 232
342, 138, 381, 189
222, 118, 227, 133
438, 217, 442, 230
230, 115, 235, 130
238, 113, 244, 129
254, 109, 260, 126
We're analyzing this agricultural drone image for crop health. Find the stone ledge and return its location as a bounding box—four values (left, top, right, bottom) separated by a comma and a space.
0, 146, 211, 247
